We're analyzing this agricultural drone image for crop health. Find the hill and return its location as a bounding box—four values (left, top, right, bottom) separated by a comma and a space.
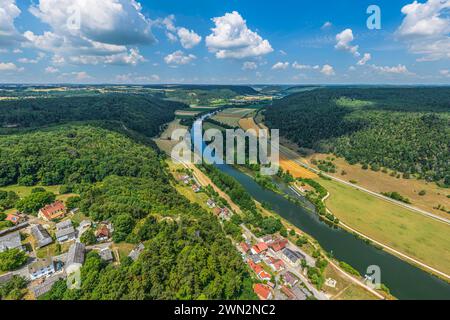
265, 87, 450, 184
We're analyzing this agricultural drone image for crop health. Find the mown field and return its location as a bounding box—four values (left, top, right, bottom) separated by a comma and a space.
318, 177, 450, 275
308, 153, 450, 218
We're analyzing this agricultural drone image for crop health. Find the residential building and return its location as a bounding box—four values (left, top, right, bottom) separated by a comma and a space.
269, 238, 288, 252
95, 225, 110, 242
281, 247, 305, 265
38, 201, 66, 221
31, 225, 53, 248
239, 242, 250, 253
66, 242, 85, 275
55, 220, 76, 243
283, 271, 299, 287
253, 283, 272, 300
281, 285, 296, 300
0, 231, 23, 253
258, 270, 271, 281
206, 199, 216, 208
5, 213, 25, 225
129, 243, 145, 261
191, 184, 201, 193
267, 256, 285, 272
99, 247, 114, 262
28, 258, 55, 280
251, 242, 268, 255
248, 254, 262, 264
32, 273, 66, 299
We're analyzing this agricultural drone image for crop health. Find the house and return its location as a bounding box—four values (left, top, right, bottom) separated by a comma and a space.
281, 285, 296, 300
95, 225, 110, 242
248, 260, 263, 275
212, 207, 222, 216
79, 220, 92, 230
38, 201, 66, 221
191, 184, 201, 193
28, 258, 55, 280
282, 248, 305, 265
0, 231, 23, 253
251, 242, 268, 255
65, 242, 85, 275
261, 235, 273, 243
239, 242, 250, 253
55, 220, 76, 243
248, 254, 262, 264
31, 225, 53, 248
206, 199, 216, 208
253, 283, 272, 300
219, 207, 231, 220
258, 270, 272, 281
99, 247, 113, 262
32, 273, 66, 299
267, 256, 285, 272
283, 271, 299, 287
128, 243, 145, 261
5, 213, 25, 225
269, 238, 288, 252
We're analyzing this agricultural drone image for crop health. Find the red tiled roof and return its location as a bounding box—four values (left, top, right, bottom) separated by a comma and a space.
252, 242, 268, 254
240, 242, 250, 253
5, 214, 20, 224
253, 283, 271, 300
258, 270, 271, 280
268, 256, 285, 271
39, 201, 66, 220
269, 239, 288, 252
96, 225, 110, 238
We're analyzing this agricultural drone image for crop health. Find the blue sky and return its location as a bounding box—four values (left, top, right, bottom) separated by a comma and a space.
0, 0, 449, 84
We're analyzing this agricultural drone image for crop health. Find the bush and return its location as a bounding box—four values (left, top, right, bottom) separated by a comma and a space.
0, 249, 28, 271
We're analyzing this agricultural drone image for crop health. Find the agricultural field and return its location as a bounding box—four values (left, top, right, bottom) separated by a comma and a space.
308, 154, 450, 218
153, 119, 188, 155
318, 177, 450, 275
212, 108, 255, 127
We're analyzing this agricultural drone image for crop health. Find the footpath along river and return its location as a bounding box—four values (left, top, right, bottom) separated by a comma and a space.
191, 115, 450, 300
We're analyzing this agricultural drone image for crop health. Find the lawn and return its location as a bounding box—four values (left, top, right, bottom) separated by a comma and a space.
0, 185, 61, 198
318, 178, 450, 275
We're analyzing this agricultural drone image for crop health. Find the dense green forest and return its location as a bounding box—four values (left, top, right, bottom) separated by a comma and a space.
0, 125, 167, 186
0, 94, 184, 137
0, 91, 256, 299
265, 88, 450, 184
43, 175, 255, 299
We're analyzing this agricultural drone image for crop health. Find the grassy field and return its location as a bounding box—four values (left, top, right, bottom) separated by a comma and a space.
308, 153, 450, 218
319, 177, 450, 275
1, 185, 61, 197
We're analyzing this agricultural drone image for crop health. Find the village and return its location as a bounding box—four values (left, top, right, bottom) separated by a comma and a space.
0, 200, 145, 299
175, 170, 333, 301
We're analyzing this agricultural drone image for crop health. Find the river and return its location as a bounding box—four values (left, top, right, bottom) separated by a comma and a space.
191, 116, 450, 300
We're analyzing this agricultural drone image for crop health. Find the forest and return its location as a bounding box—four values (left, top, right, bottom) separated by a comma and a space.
265, 87, 450, 184
0, 93, 184, 138
0, 91, 256, 300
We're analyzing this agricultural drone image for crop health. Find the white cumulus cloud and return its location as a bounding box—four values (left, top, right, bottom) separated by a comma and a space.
24, 0, 154, 65
357, 53, 372, 65
0, 62, 22, 71
164, 50, 196, 65
177, 27, 202, 49
0, 0, 23, 46
335, 28, 360, 57
371, 64, 410, 74
272, 62, 289, 70
397, 0, 450, 61
205, 11, 273, 59
320, 64, 335, 76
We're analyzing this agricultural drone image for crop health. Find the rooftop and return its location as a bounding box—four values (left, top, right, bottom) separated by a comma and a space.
0, 231, 22, 252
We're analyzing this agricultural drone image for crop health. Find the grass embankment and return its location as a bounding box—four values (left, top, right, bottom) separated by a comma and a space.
318, 177, 450, 276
